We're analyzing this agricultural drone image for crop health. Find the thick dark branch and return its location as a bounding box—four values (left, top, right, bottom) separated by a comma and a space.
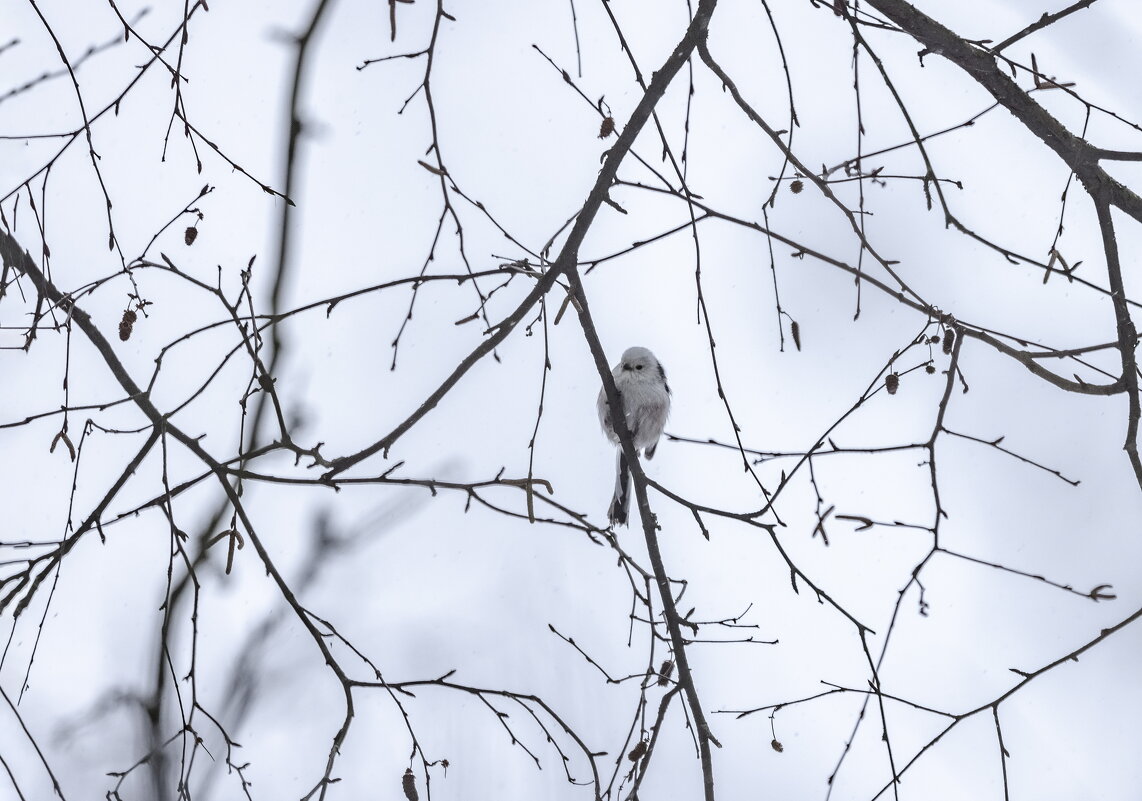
325, 0, 720, 477
567, 262, 723, 801
1089, 188, 1142, 489
865, 0, 1142, 225
1094, 148, 1142, 162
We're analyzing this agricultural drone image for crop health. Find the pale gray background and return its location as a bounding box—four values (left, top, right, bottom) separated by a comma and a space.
1, 1, 1140, 800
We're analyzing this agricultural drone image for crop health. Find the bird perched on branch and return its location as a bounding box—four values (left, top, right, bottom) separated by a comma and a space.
597, 346, 671, 526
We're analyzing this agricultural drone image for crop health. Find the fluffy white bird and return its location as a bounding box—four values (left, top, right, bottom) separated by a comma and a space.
597, 346, 671, 526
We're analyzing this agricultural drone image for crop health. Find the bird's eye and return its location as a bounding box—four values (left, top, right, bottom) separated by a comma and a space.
636, 364, 644, 370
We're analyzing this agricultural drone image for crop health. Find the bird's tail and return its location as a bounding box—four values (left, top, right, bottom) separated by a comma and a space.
609, 449, 631, 526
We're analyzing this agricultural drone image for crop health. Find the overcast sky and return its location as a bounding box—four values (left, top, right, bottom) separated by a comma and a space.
2, 1, 1141, 800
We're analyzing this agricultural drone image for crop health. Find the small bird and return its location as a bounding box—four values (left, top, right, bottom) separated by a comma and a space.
597, 346, 671, 526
